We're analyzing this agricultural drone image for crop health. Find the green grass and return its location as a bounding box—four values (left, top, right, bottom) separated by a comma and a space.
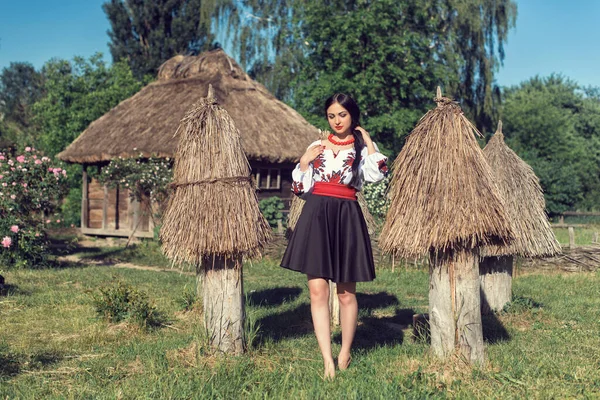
553, 226, 600, 246
1, 258, 599, 399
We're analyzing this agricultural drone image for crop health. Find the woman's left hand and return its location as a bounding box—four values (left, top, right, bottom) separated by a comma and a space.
355, 126, 372, 143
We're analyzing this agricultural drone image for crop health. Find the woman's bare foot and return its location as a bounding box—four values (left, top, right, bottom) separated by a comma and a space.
324, 359, 336, 380
337, 352, 352, 371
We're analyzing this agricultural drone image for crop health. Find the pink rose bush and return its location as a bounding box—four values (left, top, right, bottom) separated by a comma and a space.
0, 147, 68, 268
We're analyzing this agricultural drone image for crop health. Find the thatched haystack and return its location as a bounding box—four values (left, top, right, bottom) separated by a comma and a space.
480, 121, 561, 312
380, 87, 514, 365
380, 92, 512, 259
482, 121, 561, 258
160, 85, 271, 354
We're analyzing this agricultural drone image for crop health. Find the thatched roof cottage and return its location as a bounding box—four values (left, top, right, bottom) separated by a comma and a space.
58, 49, 319, 238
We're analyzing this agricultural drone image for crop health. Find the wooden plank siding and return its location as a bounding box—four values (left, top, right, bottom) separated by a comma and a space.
81, 160, 297, 237
82, 174, 153, 238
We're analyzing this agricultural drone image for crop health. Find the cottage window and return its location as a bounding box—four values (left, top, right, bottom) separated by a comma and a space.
255, 168, 281, 190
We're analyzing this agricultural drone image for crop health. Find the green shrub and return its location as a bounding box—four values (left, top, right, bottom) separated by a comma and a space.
259, 196, 285, 229
362, 176, 390, 221
0, 147, 69, 268
90, 279, 161, 328
177, 285, 198, 312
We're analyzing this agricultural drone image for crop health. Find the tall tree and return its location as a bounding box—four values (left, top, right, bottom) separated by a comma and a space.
32, 54, 144, 158
0, 62, 44, 128
103, 0, 227, 78
441, 0, 517, 133
235, 0, 517, 153
31, 54, 145, 225
502, 75, 600, 214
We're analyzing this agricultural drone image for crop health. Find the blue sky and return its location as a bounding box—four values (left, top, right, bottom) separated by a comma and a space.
0, 0, 599, 88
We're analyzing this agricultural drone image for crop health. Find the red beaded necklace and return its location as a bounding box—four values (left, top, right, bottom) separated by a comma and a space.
328, 133, 355, 146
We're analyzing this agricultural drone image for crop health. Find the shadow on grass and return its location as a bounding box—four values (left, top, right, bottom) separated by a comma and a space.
0, 350, 64, 379
336, 308, 415, 351
482, 312, 511, 343
248, 287, 302, 307
0, 283, 31, 296
357, 291, 400, 312
255, 303, 313, 344
47, 236, 105, 257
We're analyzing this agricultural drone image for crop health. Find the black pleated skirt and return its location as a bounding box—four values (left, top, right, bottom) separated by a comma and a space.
281, 193, 376, 283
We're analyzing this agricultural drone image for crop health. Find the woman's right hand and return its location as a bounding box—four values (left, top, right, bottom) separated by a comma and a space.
299, 144, 325, 171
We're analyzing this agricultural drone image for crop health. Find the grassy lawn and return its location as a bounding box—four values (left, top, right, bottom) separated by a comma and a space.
1, 253, 599, 399
553, 226, 600, 247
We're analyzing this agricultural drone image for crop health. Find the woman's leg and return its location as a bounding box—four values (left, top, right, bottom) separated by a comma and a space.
307, 275, 335, 379
336, 282, 357, 370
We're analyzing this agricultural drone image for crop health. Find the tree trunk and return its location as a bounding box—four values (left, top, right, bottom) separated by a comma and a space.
479, 256, 513, 313
202, 255, 245, 354
429, 250, 485, 365
328, 281, 340, 326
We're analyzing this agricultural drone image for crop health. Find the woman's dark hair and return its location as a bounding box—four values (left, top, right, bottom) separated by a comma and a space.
324, 93, 364, 187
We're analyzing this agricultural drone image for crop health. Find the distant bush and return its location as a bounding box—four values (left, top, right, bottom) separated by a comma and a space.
90, 279, 161, 328
259, 196, 285, 229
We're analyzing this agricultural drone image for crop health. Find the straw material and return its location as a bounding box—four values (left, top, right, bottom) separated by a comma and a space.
482, 121, 561, 257
379, 88, 514, 259
160, 85, 271, 264
57, 49, 318, 164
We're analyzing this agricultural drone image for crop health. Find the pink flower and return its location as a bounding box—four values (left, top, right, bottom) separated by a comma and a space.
48, 167, 53, 172
22, 183, 27, 188
35, 159, 42, 165
10, 168, 14, 171
1, 183, 6, 187
10, 225, 19, 233
62, 170, 67, 176
11, 182, 16, 186
33, 155, 37, 159
0, 175, 3, 179
25, 147, 31, 152
10, 195, 16, 200
35, 233, 40, 237
2, 236, 11, 248
0, 155, 4, 160
56, 219, 61, 223
16, 155, 25, 163
46, 219, 51, 223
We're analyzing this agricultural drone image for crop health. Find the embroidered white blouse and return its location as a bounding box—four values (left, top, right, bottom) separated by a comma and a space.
292, 139, 389, 196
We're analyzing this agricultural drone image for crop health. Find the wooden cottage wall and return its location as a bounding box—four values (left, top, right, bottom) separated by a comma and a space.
81, 166, 153, 238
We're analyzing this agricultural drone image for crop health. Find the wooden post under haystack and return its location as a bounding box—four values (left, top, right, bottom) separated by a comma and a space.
481, 121, 561, 312
160, 85, 271, 354
380, 87, 514, 365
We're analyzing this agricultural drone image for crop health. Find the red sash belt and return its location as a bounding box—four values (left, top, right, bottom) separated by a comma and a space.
312, 182, 357, 200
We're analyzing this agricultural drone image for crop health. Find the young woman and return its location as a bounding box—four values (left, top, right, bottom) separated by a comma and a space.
281, 93, 388, 379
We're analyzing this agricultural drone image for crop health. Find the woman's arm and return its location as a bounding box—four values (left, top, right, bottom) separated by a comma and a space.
355, 127, 388, 183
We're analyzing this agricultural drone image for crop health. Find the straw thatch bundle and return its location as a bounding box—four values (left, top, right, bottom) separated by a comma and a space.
482, 121, 561, 258
380, 89, 513, 259
160, 85, 271, 264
